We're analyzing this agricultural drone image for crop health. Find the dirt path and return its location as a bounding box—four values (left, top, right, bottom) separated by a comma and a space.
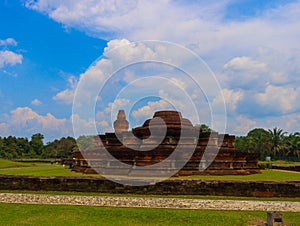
0, 193, 299, 212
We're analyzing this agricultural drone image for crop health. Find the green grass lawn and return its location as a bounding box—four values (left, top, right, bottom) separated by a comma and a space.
0, 159, 32, 169
0, 203, 299, 226
1, 166, 299, 181
0, 163, 100, 177
179, 169, 300, 182
0, 159, 299, 181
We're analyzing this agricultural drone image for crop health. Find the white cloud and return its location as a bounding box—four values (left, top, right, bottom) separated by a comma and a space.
27, 1, 300, 136
251, 113, 300, 135
0, 38, 17, 46
70, 39, 224, 134
104, 98, 131, 123
25, 1, 300, 56
168, 77, 187, 90
104, 98, 130, 113
53, 76, 77, 104
31, 99, 42, 106
10, 107, 67, 131
232, 115, 256, 135
0, 50, 23, 68
53, 89, 74, 104
284, 114, 300, 131
0, 123, 10, 136
255, 85, 300, 114
71, 113, 96, 136
131, 99, 172, 120
212, 88, 243, 114
222, 56, 268, 90
0, 107, 72, 140
24, 1, 228, 42
224, 56, 266, 72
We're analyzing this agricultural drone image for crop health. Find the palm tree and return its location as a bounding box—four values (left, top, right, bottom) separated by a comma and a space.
246, 128, 272, 157
268, 127, 287, 159
285, 132, 300, 160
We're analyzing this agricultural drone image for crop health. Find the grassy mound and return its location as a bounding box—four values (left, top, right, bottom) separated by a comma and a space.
0, 159, 30, 169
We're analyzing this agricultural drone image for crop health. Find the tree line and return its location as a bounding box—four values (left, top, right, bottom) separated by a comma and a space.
0, 127, 299, 161
0, 133, 76, 160
235, 127, 300, 161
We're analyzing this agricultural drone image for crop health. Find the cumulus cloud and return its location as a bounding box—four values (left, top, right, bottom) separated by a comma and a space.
0, 107, 72, 140
232, 115, 257, 134
222, 56, 268, 90
24, 0, 227, 43
60, 38, 225, 135
131, 99, 173, 120
0, 38, 17, 46
0, 38, 23, 70
104, 98, 130, 113
27, 0, 300, 135
0, 50, 23, 68
10, 107, 67, 131
248, 113, 300, 135
212, 88, 244, 115
0, 123, 10, 136
25, 1, 300, 56
224, 57, 266, 72
255, 85, 300, 114
53, 76, 77, 104
31, 99, 42, 106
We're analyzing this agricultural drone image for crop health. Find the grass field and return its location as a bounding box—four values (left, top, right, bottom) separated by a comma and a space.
0, 159, 32, 169
180, 169, 300, 181
0, 164, 299, 181
0, 203, 299, 226
0, 163, 100, 177
0, 159, 299, 181
0, 159, 299, 225
0, 159, 100, 177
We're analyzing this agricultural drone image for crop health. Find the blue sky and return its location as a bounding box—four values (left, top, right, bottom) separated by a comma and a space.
1, 0, 300, 141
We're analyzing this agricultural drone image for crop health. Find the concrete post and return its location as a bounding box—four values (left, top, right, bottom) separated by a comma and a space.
267, 212, 284, 226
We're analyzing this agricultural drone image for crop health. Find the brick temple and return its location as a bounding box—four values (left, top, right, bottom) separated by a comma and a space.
73, 110, 260, 176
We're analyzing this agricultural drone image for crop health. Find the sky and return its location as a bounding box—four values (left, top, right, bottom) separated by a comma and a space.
1, 0, 300, 141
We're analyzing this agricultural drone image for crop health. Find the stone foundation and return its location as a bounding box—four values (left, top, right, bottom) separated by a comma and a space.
0, 175, 299, 197
74, 110, 260, 176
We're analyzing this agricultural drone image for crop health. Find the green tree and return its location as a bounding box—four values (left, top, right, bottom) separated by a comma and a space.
234, 136, 248, 152
16, 137, 32, 158
285, 132, 300, 160
44, 136, 76, 159
268, 127, 287, 159
247, 128, 272, 157
30, 133, 45, 158
235, 128, 272, 159
195, 124, 215, 132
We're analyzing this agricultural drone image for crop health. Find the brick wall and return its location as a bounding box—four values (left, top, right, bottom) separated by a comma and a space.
0, 175, 299, 197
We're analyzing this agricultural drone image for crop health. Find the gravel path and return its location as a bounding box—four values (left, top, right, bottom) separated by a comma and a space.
0, 193, 299, 212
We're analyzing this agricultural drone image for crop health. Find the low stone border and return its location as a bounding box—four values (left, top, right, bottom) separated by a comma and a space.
272, 165, 300, 172
0, 175, 300, 197
0, 193, 299, 212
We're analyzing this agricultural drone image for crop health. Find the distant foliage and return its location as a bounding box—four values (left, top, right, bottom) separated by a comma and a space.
44, 136, 77, 159
0, 134, 77, 160
0, 126, 299, 161
235, 127, 300, 161
194, 124, 215, 132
